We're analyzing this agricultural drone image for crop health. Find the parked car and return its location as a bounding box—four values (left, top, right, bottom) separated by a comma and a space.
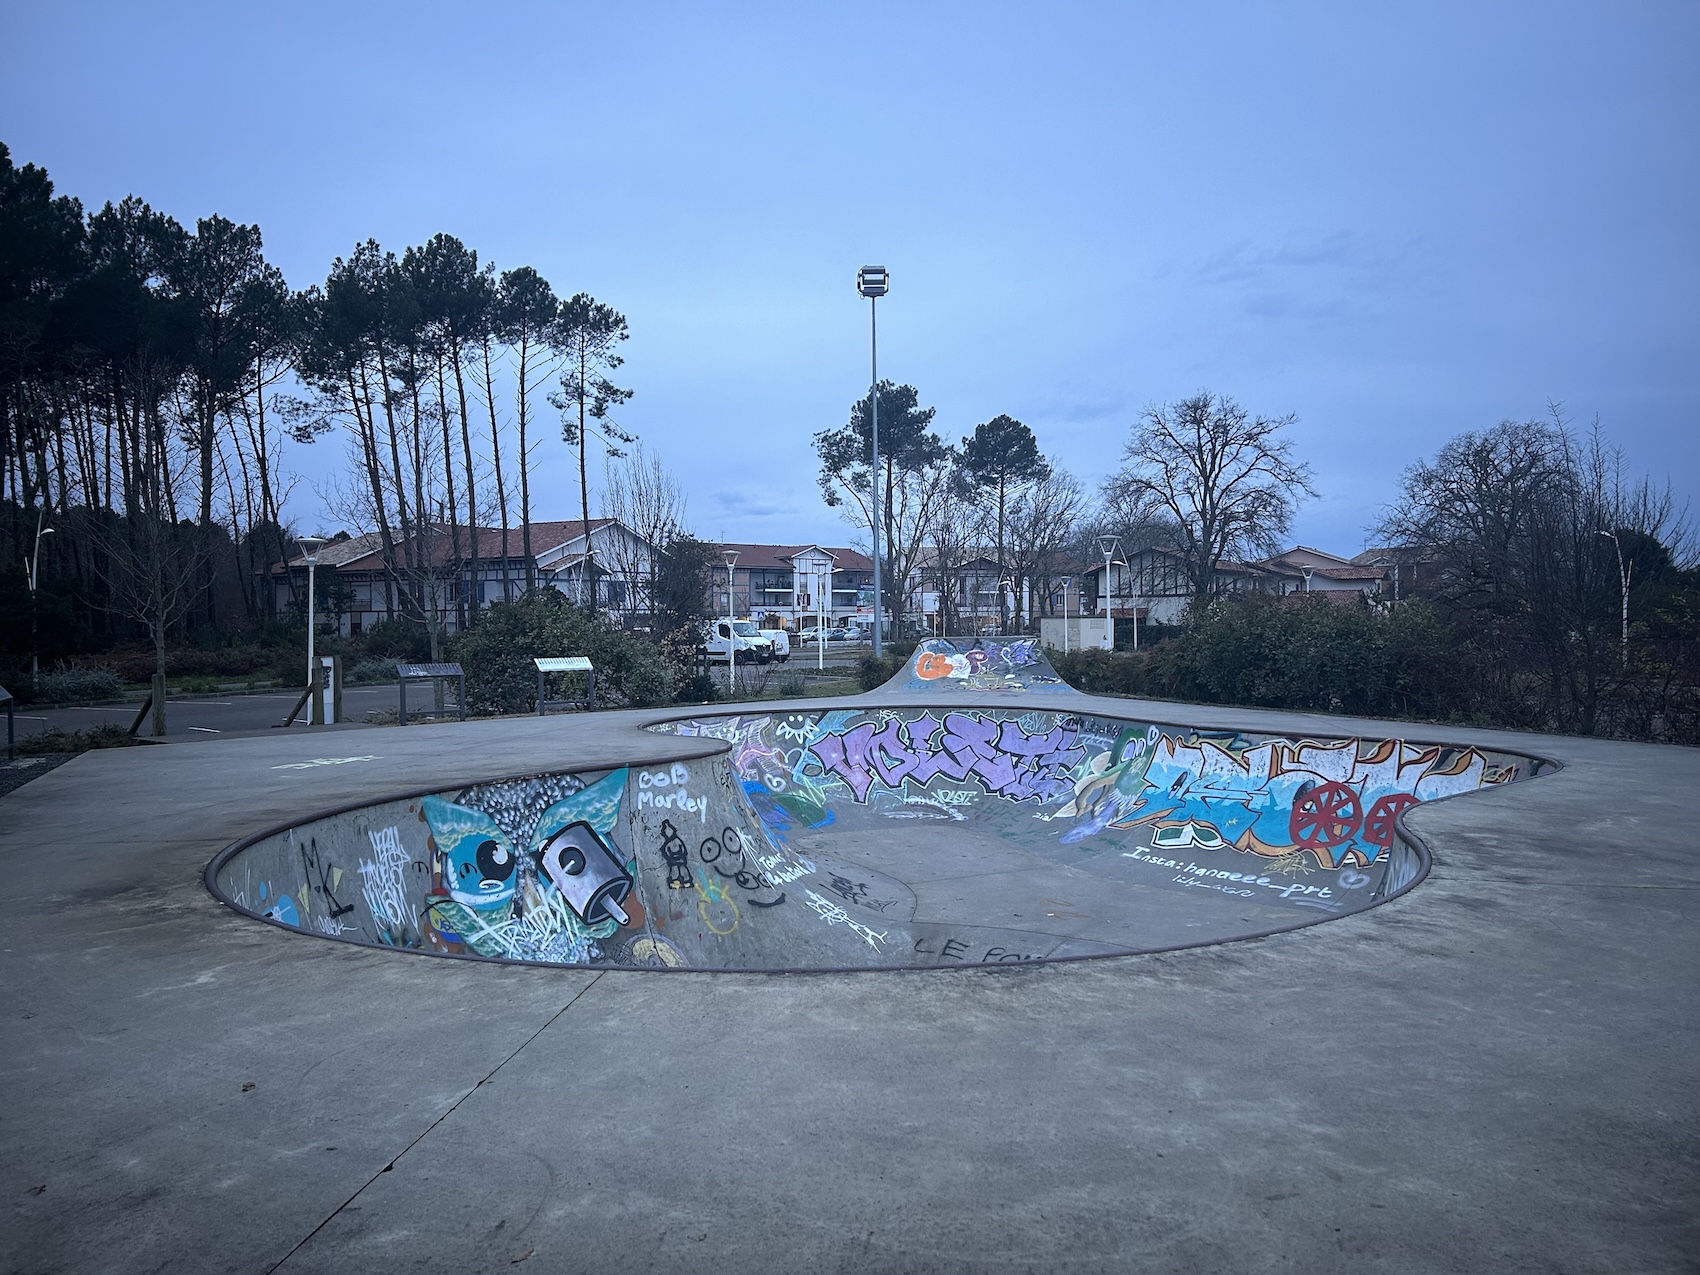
759, 629, 791, 662
702, 619, 775, 664
799, 626, 850, 644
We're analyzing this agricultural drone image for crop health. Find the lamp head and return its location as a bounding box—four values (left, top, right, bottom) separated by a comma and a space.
857, 266, 889, 298
298, 535, 328, 563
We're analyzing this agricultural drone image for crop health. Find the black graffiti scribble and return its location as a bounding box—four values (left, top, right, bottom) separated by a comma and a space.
657, 819, 694, 890
299, 838, 355, 919
826, 873, 896, 913
699, 826, 786, 906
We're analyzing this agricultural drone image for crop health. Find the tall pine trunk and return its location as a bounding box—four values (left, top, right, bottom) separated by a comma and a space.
450, 341, 479, 627
480, 339, 512, 603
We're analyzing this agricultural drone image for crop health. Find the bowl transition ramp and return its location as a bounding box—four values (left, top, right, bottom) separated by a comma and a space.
887, 636, 1078, 695
209, 703, 1543, 971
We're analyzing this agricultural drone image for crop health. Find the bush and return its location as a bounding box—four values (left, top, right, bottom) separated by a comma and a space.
1052, 595, 1480, 723
856, 640, 919, 691
105, 646, 273, 683
777, 671, 807, 698
32, 666, 126, 704
673, 672, 719, 705
345, 658, 401, 685
360, 617, 434, 662
1051, 648, 1149, 697
19, 724, 142, 755
451, 593, 671, 715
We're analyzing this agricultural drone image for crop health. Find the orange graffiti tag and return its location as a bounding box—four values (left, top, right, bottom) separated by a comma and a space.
915, 652, 955, 680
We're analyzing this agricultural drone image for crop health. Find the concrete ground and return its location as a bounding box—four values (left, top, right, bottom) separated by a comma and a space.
1, 691, 1695, 1274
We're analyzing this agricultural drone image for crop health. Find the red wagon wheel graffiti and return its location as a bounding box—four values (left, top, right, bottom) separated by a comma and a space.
1362, 793, 1420, 850
1289, 781, 1363, 849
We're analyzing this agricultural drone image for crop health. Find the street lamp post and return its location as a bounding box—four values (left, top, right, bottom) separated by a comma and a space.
1096, 534, 1120, 651
816, 566, 827, 672
857, 266, 888, 658
298, 536, 327, 725
1599, 530, 1631, 667
25, 513, 55, 686
724, 550, 740, 691
1060, 577, 1072, 655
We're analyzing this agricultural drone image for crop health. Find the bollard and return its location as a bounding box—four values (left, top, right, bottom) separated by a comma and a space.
311, 654, 343, 725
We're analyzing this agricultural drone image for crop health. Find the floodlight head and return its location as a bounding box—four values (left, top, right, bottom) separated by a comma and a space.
857, 266, 889, 297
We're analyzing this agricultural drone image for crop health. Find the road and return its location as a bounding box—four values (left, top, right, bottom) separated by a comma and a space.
7, 644, 878, 746
10, 685, 408, 742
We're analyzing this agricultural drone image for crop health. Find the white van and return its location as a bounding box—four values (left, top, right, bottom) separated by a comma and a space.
759, 629, 791, 662
703, 619, 775, 664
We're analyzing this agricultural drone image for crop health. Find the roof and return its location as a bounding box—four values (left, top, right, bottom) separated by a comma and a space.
1264, 545, 1358, 569
278, 519, 631, 574
714, 543, 873, 572
1312, 564, 1391, 582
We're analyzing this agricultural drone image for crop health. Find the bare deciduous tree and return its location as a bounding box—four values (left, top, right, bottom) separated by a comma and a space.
1005, 465, 1087, 627
601, 442, 688, 625
1108, 392, 1315, 599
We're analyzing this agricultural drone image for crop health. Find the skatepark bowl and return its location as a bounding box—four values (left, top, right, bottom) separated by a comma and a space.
207, 638, 1553, 971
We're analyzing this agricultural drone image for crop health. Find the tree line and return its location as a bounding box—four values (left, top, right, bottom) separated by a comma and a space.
813, 386, 1315, 636
0, 141, 638, 683
818, 385, 1696, 742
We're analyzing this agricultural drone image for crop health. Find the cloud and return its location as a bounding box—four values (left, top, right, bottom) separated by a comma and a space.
1197, 230, 1427, 325
711, 488, 800, 520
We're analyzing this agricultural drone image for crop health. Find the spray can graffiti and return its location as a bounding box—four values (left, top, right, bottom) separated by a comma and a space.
538, 821, 634, 926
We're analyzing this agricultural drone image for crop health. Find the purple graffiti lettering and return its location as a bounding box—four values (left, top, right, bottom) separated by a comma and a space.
811, 711, 1084, 805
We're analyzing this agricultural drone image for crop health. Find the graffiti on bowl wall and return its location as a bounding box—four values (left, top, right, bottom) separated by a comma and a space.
214, 707, 1532, 971
662, 708, 1521, 871
902, 637, 1072, 693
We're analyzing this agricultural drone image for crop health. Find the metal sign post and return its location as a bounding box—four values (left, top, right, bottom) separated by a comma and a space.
534, 656, 596, 715
396, 662, 466, 726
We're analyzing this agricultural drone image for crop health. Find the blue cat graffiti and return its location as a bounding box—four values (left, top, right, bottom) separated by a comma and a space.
416, 768, 632, 961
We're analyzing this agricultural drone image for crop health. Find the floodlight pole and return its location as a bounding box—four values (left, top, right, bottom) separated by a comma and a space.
858, 267, 888, 658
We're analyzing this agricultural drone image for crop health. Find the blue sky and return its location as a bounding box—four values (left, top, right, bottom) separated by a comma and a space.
5, 1, 1696, 554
